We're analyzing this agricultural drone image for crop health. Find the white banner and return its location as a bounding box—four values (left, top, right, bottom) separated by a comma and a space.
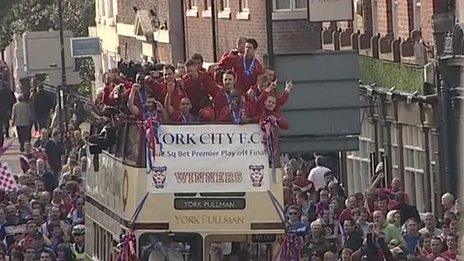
147, 124, 270, 193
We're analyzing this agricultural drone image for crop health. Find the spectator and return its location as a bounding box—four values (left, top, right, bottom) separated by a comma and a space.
372, 210, 405, 247
441, 193, 455, 213
12, 94, 34, 152
441, 234, 458, 260
426, 237, 445, 260
392, 191, 420, 225
0, 82, 15, 146
30, 85, 53, 130
308, 156, 332, 191
36, 159, 57, 193
419, 212, 442, 236
403, 218, 421, 255
342, 218, 363, 251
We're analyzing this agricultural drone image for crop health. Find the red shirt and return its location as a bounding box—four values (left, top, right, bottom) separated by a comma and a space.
182, 73, 218, 116
198, 106, 215, 122
441, 250, 457, 260
170, 111, 196, 123
255, 90, 289, 114
212, 88, 231, 114
218, 103, 257, 123
219, 54, 264, 93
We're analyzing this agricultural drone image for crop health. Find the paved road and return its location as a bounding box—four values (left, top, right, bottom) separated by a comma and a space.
1, 137, 23, 175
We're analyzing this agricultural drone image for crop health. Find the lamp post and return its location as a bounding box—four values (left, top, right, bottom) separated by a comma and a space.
57, 0, 68, 138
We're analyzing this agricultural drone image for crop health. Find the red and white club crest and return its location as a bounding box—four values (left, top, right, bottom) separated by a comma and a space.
249, 164, 264, 187
151, 166, 167, 189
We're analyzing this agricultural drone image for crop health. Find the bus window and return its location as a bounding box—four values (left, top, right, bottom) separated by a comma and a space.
124, 122, 145, 167
209, 242, 271, 261
139, 233, 203, 261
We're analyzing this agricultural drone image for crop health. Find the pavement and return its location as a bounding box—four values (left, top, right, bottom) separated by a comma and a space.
1, 136, 24, 175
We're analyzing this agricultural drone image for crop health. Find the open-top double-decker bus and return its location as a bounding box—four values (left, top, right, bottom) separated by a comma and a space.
85, 121, 285, 260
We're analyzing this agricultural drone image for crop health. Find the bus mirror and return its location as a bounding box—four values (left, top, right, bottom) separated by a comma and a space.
89, 143, 102, 155
93, 154, 100, 172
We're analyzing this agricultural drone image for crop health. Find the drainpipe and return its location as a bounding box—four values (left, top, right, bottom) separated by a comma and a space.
210, 0, 218, 62
180, 0, 187, 62
381, 95, 393, 186
265, 0, 275, 68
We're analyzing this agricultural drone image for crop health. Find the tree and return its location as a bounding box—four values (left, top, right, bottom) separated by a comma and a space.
0, 0, 95, 51
0, 0, 95, 96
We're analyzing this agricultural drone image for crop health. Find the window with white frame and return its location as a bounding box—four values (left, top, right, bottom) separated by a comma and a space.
202, 0, 211, 17
218, 0, 231, 19
189, 0, 198, 9
186, 0, 199, 17
346, 112, 375, 194
239, 0, 249, 12
273, 0, 307, 11
402, 125, 426, 212
220, 0, 231, 11
237, 0, 250, 20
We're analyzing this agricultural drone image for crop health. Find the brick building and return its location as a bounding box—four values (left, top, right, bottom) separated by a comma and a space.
183, 0, 322, 65
319, 0, 461, 213
91, 0, 185, 73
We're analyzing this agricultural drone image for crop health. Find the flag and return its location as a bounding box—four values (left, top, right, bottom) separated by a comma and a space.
0, 163, 18, 192
0, 140, 14, 158
19, 155, 30, 173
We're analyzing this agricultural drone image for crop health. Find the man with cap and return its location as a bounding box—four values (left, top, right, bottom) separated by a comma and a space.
70, 224, 85, 260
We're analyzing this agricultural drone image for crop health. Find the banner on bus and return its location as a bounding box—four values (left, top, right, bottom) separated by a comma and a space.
147, 124, 270, 193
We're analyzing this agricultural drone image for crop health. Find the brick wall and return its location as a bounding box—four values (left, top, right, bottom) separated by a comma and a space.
272, 20, 322, 54
184, 0, 268, 63
421, 0, 435, 44
184, 1, 215, 62
119, 36, 143, 61
377, 0, 389, 35
216, 0, 268, 62
397, 0, 411, 39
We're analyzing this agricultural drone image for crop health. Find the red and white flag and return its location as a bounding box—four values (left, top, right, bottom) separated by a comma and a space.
0, 163, 18, 192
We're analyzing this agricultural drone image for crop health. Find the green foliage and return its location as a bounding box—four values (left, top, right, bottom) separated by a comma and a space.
359, 56, 424, 93
0, 0, 96, 96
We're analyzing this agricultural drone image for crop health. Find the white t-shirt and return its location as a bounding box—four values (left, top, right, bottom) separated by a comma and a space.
308, 166, 332, 190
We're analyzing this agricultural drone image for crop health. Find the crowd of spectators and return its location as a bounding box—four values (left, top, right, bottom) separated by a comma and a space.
0, 60, 86, 260
278, 155, 462, 261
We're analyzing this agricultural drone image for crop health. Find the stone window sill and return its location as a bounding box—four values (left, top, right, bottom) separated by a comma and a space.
186, 8, 199, 17
202, 9, 212, 18
236, 10, 250, 20
218, 9, 231, 19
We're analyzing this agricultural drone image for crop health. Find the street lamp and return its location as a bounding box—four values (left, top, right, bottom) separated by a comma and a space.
57, 0, 68, 139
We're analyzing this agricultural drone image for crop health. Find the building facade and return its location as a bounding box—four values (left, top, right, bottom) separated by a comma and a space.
91, 0, 185, 73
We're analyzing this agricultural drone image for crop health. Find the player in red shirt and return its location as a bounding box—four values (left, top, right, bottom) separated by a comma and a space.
255, 77, 293, 113
127, 83, 167, 122
218, 89, 257, 124
167, 97, 196, 124
219, 37, 247, 61
145, 64, 183, 106
218, 38, 264, 94
182, 59, 218, 116
102, 69, 133, 107
259, 94, 289, 160
212, 70, 237, 114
